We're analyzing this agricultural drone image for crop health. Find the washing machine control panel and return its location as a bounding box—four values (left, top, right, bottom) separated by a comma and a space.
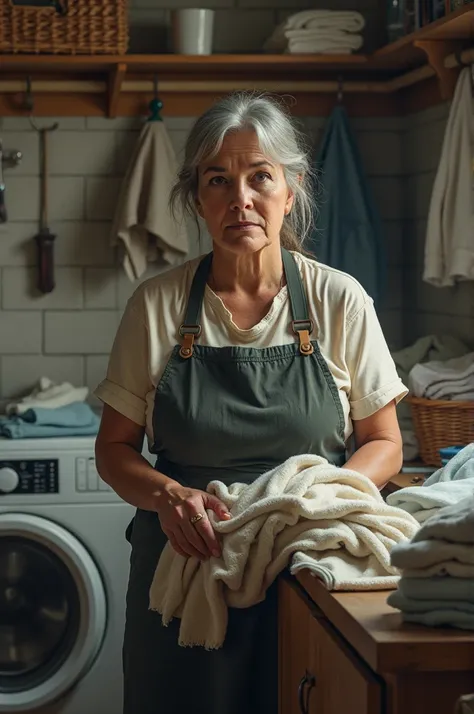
0, 460, 58, 494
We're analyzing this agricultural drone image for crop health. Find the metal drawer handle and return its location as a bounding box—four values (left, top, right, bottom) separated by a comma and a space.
298, 669, 316, 714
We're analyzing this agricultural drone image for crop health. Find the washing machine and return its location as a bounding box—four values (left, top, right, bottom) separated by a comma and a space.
0, 436, 151, 713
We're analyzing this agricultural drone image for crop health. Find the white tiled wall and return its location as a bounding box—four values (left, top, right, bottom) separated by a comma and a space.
401, 104, 474, 349
0, 112, 405, 402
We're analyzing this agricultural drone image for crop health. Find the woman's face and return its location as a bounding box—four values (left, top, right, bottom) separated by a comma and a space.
195, 129, 294, 256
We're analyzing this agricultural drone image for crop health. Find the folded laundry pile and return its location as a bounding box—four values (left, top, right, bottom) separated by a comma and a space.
409, 352, 474, 401
5, 376, 89, 415
264, 9, 365, 55
387, 442, 474, 523
387, 493, 474, 630
1, 402, 99, 439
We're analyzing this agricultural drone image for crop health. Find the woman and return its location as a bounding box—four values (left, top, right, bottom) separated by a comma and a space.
94, 92, 407, 714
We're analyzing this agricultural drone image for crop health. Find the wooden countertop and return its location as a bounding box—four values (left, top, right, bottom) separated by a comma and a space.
295, 571, 474, 675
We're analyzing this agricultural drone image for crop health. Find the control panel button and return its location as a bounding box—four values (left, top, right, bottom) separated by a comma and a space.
0, 467, 20, 494
76, 458, 87, 491
87, 459, 99, 491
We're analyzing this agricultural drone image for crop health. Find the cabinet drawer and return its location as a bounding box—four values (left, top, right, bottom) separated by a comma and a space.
309, 615, 382, 714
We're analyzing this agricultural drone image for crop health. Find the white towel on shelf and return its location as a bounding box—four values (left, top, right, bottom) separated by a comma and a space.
5, 377, 89, 416
264, 9, 365, 53
409, 352, 474, 400
286, 33, 363, 55
111, 121, 188, 282
423, 67, 474, 287
285, 9, 365, 32
149, 454, 418, 650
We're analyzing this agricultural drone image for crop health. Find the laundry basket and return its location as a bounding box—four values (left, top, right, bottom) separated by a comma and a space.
0, 0, 129, 54
408, 396, 474, 467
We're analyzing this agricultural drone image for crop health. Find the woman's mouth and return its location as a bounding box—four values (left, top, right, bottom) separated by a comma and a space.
226, 222, 260, 230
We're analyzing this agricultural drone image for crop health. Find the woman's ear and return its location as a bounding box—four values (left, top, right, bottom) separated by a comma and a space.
195, 197, 204, 219
284, 191, 294, 216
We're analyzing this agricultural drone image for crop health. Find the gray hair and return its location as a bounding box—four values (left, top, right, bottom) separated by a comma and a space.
170, 92, 315, 252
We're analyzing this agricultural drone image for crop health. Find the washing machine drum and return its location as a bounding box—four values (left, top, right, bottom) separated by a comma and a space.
0, 513, 107, 712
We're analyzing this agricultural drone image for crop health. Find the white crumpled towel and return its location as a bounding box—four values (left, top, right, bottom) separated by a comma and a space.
6, 377, 88, 415
111, 121, 188, 282
149, 454, 419, 650
387, 442, 474, 523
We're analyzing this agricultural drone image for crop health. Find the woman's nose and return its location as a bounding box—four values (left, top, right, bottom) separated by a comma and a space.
229, 184, 253, 210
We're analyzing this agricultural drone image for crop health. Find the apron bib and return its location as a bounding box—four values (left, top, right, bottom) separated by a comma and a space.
123, 249, 346, 714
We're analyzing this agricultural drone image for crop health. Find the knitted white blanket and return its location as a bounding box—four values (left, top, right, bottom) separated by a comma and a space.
149, 455, 419, 649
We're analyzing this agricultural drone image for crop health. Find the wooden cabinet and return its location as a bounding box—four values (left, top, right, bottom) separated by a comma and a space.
278, 576, 314, 714
279, 574, 474, 714
279, 579, 381, 714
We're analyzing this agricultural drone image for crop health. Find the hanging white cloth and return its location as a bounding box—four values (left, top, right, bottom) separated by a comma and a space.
423, 67, 474, 287
111, 121, 188, 282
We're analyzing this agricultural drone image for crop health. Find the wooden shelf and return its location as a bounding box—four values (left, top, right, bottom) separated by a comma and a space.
0, 6, 472, 117
373, 3, 474, 68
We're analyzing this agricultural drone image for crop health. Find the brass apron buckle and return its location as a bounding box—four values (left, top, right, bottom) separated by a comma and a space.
291, 320, 314, 355
179, 324, 202, 359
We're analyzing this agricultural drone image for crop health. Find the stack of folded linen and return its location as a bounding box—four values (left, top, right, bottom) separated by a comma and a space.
387, 442, 474, 524
387, 494, 474, 630
409, 352, 474, 401
264, 9, 365, 55
5, 376, 89, 415
0, 402, 100, 439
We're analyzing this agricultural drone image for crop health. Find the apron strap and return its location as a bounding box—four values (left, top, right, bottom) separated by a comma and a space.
282, 249, 314, 356
179, 248, 314, 359
179, 252, 212, 359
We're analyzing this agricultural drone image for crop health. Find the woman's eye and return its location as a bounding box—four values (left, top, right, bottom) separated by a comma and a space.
254, 172, 270, 183
209, 176, 226, 185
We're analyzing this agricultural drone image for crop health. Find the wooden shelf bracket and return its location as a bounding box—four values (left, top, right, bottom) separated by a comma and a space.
414, 39, 463, 99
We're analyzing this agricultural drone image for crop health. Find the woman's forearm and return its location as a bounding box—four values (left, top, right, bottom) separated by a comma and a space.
95, 442, 178, 511
343, 439, 403, 489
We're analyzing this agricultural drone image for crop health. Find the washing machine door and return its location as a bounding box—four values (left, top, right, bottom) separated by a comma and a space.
0, 513, 107, 712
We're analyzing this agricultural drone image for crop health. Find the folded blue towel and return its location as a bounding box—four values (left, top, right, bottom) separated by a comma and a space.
0, 402, 100, 439
399, 576, 474, 601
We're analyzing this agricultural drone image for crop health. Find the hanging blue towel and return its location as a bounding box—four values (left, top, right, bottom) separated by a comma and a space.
307, 105, 385, 306
0, 402, 100, 439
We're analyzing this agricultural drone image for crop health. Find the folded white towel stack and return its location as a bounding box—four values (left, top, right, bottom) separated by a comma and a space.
387, 442, 474, 523
149, 454, 418, 649
387, 493, 474, 630
5, 377, 89, 416
264, 9, 365, 55
111, 121, 188, 282
408, 352, 474, 401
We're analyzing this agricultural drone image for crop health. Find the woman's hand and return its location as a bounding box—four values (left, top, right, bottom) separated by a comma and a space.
156, 483, 231, 560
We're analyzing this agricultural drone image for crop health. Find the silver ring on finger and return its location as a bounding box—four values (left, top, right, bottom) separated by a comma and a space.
190, 512, 204, 526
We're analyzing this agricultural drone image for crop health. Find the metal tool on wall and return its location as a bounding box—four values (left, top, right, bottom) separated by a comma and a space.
33, 123, 58, 293
0, 141, 22, 224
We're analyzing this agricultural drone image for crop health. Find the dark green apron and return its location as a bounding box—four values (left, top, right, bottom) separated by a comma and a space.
123, 249, 346, 714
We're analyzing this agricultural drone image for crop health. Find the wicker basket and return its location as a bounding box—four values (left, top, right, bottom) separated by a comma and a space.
408, 396, 474, 467
0, 0, 128, 55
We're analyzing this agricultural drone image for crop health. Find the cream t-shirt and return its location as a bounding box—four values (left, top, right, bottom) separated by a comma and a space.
94, 251, 407, 445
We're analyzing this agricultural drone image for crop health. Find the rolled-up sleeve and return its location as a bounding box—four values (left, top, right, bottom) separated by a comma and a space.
94, 296, 151, 426
347, 299, 407, 421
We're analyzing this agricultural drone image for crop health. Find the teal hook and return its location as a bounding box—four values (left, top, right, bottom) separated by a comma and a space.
148, 74, 163, 122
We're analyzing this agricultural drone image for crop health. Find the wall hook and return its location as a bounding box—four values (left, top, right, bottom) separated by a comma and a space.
24, 76, 59, 132
148, 73, 163, 122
